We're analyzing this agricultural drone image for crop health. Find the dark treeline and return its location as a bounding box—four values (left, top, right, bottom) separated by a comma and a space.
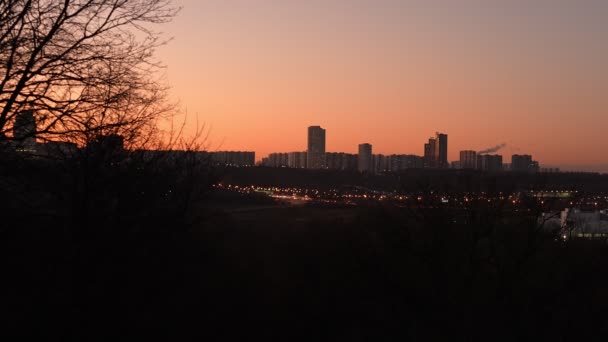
0, 145, 215, 340
221, 166, 608, 193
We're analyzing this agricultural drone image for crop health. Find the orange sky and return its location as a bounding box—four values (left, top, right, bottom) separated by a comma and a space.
154, 1, 608, 171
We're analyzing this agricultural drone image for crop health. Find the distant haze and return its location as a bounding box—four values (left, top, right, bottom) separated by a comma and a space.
156, 0, 608, 172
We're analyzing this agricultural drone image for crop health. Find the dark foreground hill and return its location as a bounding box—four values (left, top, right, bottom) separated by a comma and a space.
3, 201, 608, 341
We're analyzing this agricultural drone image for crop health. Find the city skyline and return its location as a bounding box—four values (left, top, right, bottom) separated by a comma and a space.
155, 1, 608, 172
258, 125, 548, 173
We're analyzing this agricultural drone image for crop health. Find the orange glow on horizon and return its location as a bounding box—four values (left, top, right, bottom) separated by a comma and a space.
154, 0, 608, 172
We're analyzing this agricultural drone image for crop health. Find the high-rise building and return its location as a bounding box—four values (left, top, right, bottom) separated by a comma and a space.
511, 154, 534, 173
13, 110, 36, 152
424, 138, 436, 168
307, 126, 326, 169
460, 150, 477, 169
358, 143, 372, 173
434, 132, 448, 168
477, 154, 503, 172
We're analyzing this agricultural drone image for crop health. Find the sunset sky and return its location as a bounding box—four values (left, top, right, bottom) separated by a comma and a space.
155, 0, 608, 171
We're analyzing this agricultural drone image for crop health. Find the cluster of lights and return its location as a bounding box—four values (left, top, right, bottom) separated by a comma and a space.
212, 183, 608, 210
214, 183, 410, 204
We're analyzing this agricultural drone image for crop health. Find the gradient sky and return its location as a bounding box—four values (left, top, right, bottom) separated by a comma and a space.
155, 0, 608, 171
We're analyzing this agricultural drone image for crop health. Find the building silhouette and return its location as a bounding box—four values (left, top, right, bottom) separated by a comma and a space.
288, 151, 307, 169
540, 167, 560, 173
372, 154, 389, 174
326, 152, 357, 171
477, 154, 503, 172
424, 137, 436, 168
460, 150, 477, 169
434, 132, 448, 168
95, 134, 124, 151
38, 141, 79, 158
307, 126, 326, 169
211, 151, 255, 167
358, 143, 373, 173
511, 154, 534, 173
13, 110, 36, 152
264, 153, 289, 168
531, 161, 540, 172
325, 152, 340, 170
388, 154, 424, 171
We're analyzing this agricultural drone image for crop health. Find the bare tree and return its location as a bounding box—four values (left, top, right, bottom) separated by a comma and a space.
0, 0, 179, 147
0, 0, 220, 232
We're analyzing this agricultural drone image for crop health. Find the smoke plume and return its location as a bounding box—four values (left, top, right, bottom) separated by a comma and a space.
478, 143, 506, 154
